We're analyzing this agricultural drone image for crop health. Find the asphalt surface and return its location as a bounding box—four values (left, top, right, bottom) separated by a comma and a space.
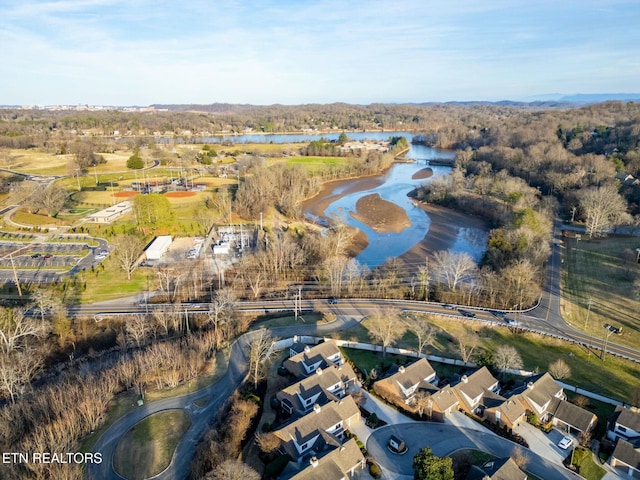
82, 217, 640, 479
367, 423, 576, 480
85, 314, 363, 480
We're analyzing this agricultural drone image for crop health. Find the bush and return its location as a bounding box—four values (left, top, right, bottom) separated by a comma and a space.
369, 462, 381, 478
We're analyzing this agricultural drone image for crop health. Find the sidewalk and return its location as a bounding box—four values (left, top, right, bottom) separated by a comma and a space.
358, 387, 419, 426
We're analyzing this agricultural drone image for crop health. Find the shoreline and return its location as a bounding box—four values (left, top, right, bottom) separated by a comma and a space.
303, 172, 489, 264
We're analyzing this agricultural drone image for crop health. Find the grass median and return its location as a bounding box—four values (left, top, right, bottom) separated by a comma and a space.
113, 409, 191, 480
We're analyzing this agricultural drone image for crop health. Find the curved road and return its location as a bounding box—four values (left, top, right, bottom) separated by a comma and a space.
85, 314, 364, 480
84, 217, 640, 479
367, 423, 575, 479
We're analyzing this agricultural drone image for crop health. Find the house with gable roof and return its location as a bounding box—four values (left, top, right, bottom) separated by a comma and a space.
512, 372, 565, 422
466, 457, 527, 480
284, 340, 346, 378
430, 385, 460, 421
607, 406, 640, 443
279, 437, 365, 480
485, 397, 527, 430
451, 367, 502, 416
550, 397, 597, 436
277, 364, 358, 417
272, 397, 361, 461
610, 439, 640, 478
372, 358, 438, 405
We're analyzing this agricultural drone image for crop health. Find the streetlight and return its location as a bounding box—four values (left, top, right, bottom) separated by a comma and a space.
602, 325, 615, 360
584, 299, 594, 330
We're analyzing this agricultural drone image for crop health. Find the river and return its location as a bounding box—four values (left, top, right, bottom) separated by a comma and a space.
314, 144, 487, 268
198, 131, 488, 268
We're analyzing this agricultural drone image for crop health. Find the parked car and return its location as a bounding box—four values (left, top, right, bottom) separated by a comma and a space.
604, 323, 622, 334
558, 436, 573, 449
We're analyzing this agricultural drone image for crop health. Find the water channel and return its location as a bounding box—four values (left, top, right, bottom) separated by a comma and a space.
193, 131, 488, 268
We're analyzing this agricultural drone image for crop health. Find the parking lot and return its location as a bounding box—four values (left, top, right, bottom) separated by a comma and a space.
0, 234, 109, 283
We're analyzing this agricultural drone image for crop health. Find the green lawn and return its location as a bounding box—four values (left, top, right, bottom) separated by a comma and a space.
570, 448, 606, 480
68, 260, 150, 303
339, 314, 640, 403
285, 156, 350, 173
113, 409, 191, 480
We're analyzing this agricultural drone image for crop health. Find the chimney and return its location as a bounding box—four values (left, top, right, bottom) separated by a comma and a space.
304, 345, 311, 353
313, 404, 321, 413
310, 456, 318, 468
527, 382, 534, 390
461, 375, 468, 383
316, 368, 323, 376
398, 366, 405, 374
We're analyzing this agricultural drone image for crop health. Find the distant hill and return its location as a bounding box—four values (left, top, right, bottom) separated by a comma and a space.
558, 93, 640, 103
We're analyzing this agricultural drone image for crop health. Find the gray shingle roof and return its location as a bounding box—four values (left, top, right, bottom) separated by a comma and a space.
613, 406, 640, 433
612, 439, 640, 469
552, 399, 597, 433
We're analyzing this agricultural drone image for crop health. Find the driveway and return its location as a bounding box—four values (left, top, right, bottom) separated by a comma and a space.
366, 422, 576, 479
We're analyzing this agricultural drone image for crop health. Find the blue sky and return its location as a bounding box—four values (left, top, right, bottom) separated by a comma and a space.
1, 0, 639, 105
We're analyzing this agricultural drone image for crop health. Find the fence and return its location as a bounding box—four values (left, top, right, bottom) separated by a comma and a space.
272, 336, 627, 408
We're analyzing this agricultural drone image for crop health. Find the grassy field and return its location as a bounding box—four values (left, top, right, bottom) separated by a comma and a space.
285, 156, 350, 174
562, 235, 640, 348
113, 409, 191, 480
11, 210, 67, 226
2, 149, 71, 175
68, 261, 150, 303
340, 314, 640, 402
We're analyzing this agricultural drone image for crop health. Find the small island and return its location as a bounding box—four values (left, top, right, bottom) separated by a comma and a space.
350, 193, 411, 233
412, 168, 434, 180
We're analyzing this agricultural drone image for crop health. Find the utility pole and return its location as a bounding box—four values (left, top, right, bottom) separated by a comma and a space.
9, 253, 22, 296
584, 299, 594, 330
602, 326, 614, 360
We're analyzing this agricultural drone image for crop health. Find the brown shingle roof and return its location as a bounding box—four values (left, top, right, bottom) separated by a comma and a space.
285, 438, 364, 480
393, 358, 436, 390
274, 397, 360, 447
467, 457, 527, 480
518, 373, 563, 413
453, 367, 499, 409
431, 386, 459, 412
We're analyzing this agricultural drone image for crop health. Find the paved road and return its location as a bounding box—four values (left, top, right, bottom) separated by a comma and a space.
86, 313, 363, 480
367, 423, 576, 479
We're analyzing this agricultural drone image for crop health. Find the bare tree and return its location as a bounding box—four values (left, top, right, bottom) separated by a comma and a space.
27, 183, 68, 215
511, 446, 530, 470
414, 391, 433, 418
0, 307, 48, 353
248, 329, 275, 389
493, 345, 524, 371
366, 308, 406, 359
0, 346, 44, 403
455, 332, 479, 364
548, 359, 571, 380
203, 460, 260, 480
254, 432, 280, 455
111, 234, 145, 280
432, 249, 477, 292
125, 315, 150, 348
404, 313, 435, 356
578, 185, 630, 238
207, 288, 236, 349
29, 288, 62, 322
